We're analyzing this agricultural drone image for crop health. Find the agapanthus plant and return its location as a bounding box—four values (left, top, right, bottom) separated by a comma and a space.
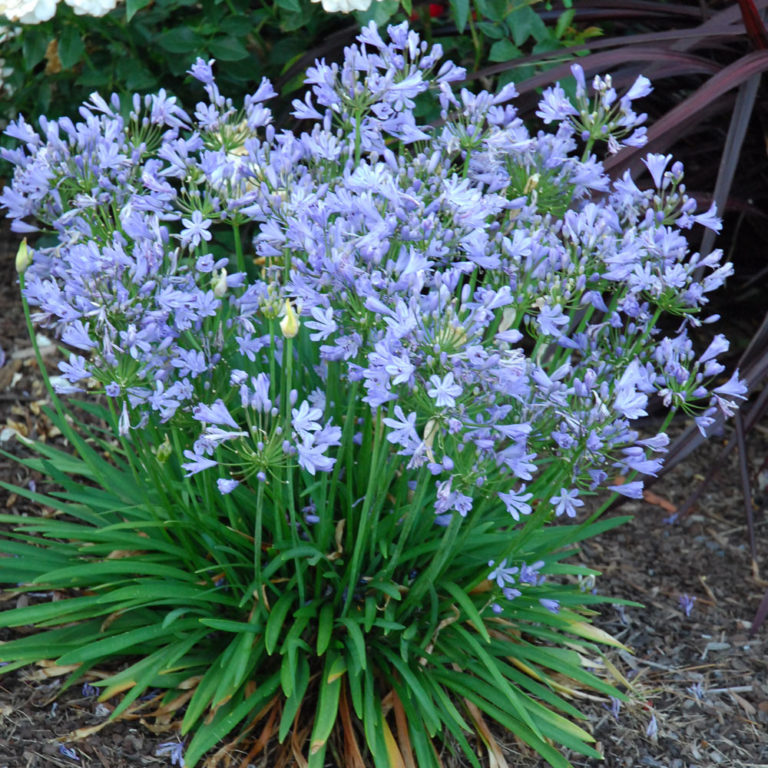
0, 22, 744, 768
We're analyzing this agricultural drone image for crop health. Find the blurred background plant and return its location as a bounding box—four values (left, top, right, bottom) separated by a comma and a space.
474, 0, 768, 632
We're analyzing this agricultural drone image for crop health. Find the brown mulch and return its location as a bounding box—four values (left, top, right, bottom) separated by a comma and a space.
1, 223, 768, 768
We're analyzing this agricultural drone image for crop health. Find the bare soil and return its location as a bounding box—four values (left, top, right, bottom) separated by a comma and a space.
1, 224, 767, 768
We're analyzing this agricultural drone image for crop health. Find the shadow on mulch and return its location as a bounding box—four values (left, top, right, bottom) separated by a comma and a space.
1, 221, 767, 768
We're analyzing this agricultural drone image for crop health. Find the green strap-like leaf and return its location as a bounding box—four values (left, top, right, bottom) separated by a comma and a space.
278, 652, 310, 742
338, 617, 368, 672
308, 650, 344, 765
56, 619, 200, 665
265, 592, 295, 655
443, 581, 491, 643
184, 672, 280, 767
316, 601, 334, 655
35, 560, 200, 587
377, 646, 441, 737
0, 595, 107, 629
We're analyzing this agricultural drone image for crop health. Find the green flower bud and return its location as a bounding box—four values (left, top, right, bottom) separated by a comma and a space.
15, 238, 32, 275
155, 434, 173, 464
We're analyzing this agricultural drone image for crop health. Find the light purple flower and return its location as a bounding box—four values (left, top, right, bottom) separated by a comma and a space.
59, 354, 90, 383
488, 558, 518, 588
156, 739, 185, 767
608, 480, 644, 499
642, 153, 672, 188
536, 84, 578, 124
519, 561, 545, 585
624, 75, 652, 101
613, 384, 648, 420
550, 488, 584, 518
383, 406, 419, 448
537, 304, 569, 337
570, 63, 587, 96
193, 399, 240, 430
292, 401, 323, 440
296, 436, 335, 476
539, 598, 560, 614
305, 306, 337, 341
199, 426, 248, 449
426, 372, 462, 408
59, 744, 79, 761
646, 713, 658, 739
216, 478, 240, 495
678, 593, 696, 617
713, 370, 747, 400
62, 320, 95, 351
180, 210, 212, 249
181, 450, 217, 477
497, 486, 533, 521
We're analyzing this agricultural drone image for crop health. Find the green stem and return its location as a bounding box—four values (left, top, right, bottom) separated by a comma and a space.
232, 219, 245, 275
269, 321, 278, 403
384, 468, 430, 581
342, 408, 384, 613
254, 480, 265, 593
321, 379, 359, 552
354, 111, 363, 166
401, 512, 462, 612
625, 306, 663, 360
19, 272, 64, 422
581, 139, 596, 163
281, 335, 304, 603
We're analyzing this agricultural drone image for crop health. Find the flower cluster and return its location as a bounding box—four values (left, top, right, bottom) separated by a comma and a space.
0, 0, 118, 22
1, 22, 744, 618
537, 65, 651, 154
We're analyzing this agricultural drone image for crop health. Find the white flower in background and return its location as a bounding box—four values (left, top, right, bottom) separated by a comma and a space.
1, 0, 118, 21
310, 0, 379, 13
0, 27, 16, 98
0, 23, 21, 42
63, 0, 118, 15
0, 0, 57, 23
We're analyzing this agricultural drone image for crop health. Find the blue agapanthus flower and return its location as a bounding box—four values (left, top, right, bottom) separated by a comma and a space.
0, 20, 745, 617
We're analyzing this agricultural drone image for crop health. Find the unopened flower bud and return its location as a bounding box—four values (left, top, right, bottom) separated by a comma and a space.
212, 268, 228, 298
423, 418, 439, 462
15, 238, 32, 275
524, 174, 540, 194
155, 434, 172, 463
280, 299, 299, 338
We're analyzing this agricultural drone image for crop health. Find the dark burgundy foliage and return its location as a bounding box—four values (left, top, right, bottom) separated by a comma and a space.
471, 0, 768, 631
